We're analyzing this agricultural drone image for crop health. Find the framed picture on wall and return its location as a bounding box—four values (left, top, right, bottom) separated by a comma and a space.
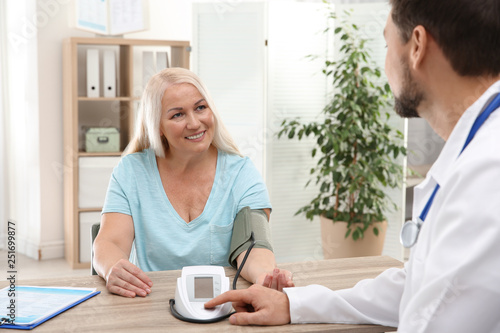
75, 0, 150, 35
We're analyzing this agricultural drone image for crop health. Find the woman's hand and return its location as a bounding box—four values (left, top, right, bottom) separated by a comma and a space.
255, 268, 294, 291
105, 259, 153, 298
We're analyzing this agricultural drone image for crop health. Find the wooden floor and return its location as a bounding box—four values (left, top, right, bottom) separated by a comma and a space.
0, 250, 89, 280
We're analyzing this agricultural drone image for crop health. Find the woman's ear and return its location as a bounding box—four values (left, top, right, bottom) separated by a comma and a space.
409, 25, 428, 70
161, 133, 168, 147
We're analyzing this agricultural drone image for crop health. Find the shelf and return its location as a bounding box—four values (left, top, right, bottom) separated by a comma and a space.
77, 97, 134, 101
78, 208, 104, 213
68, 37, 191, 48
79, 151, 123, 157
63, 36, 190, 268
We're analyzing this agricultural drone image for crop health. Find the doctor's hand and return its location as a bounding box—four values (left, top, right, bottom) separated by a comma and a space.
205, 284, 291, 326
105, 259, 153, 298
256, 268, 294, 291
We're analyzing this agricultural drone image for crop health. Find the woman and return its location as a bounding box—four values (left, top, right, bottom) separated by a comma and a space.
93, 68, 293, 297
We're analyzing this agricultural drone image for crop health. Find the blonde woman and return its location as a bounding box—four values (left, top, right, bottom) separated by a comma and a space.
93, 68, 293, 297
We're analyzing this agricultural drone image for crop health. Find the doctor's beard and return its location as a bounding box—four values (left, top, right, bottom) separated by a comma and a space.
394, 59, 424, 119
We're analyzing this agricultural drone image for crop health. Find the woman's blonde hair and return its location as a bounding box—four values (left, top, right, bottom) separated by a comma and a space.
124, 67, 242, 157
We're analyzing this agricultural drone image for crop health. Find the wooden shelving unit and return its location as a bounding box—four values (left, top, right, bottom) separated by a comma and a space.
62, 37, 190, 268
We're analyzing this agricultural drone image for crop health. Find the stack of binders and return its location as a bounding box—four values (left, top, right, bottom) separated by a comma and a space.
86, 49, 116, 98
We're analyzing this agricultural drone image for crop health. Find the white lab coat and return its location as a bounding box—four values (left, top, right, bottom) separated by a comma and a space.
284, 80, 500, 332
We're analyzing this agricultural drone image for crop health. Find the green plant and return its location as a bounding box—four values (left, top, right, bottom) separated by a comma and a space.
277, 11, 406, 241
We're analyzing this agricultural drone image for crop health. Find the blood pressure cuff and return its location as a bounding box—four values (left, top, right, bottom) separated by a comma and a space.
228, 206, 273, 269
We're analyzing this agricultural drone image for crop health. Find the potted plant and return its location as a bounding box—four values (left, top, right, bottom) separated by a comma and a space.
277, 11, 406, 258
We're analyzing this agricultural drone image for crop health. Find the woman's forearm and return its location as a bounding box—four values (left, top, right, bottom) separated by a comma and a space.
236, 248, 276, 283
93, 238, 130, 280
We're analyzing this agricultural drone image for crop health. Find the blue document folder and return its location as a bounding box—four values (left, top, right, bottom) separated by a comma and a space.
0, 286, 100, 330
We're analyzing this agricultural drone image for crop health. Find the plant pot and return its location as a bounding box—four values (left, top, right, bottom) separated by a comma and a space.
320, 216, 387, 259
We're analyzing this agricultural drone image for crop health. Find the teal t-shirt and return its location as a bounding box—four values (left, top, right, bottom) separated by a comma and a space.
101, 148, 271, 271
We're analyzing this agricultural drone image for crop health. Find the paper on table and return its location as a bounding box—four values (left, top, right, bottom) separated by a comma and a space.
0, 286, 98, 326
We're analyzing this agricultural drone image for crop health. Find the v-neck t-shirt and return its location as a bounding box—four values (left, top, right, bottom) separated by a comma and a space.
101, 148, 271, 271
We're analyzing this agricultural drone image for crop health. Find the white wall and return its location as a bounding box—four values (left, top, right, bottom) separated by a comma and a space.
4, 0, 94, 260
407, 118, 444, 166
4, 0, 406, 261
0, 0, 8, 249
125, 0, 192, 40
5, 0, 42, 259
3, 0, 197, 260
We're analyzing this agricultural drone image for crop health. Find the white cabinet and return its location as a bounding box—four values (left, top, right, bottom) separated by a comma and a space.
79, 211, 101, 263
78, 157, 120, 208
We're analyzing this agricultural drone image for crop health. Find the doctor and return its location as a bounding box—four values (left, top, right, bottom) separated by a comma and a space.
205, 0, 500, 331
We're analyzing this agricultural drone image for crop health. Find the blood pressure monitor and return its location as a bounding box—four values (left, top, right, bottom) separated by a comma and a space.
173, 266, 233, 321
170, 229, 259, 323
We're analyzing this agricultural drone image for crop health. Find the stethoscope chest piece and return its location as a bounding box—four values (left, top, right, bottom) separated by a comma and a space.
400, 218, 423, 248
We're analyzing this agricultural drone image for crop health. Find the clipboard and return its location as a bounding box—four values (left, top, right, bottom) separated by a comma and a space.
0, 286, 100, 330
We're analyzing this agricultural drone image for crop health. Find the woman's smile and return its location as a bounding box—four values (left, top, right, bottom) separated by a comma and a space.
186, 131, 205, 141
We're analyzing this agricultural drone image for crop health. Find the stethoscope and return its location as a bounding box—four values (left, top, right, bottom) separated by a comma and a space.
400, 92, 500, 248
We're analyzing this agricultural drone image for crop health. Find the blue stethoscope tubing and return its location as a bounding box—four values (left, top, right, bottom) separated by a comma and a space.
400, 92, 500, 248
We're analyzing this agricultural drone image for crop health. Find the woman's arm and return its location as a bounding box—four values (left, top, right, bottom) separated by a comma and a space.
93, 212, 153, 297
235, 208, 294, 290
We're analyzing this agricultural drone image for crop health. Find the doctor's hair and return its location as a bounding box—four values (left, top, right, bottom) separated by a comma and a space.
124, 67, 242, 158
389, 0, 500, 76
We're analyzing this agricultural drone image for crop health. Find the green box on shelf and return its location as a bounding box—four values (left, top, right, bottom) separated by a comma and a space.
85, 127, 120, 152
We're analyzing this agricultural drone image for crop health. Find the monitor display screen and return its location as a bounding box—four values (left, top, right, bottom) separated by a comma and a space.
194, 277, 213, 299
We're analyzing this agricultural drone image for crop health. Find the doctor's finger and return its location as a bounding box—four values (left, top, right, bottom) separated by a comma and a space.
205, 289, 250, 308
231, 300, 255, 313
229, 312, 262, 326
229, 309, 288, 326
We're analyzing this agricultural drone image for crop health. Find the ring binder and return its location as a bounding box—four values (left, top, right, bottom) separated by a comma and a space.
103, 50, 116, 97
86, 49, 100, 97
156, 51, 170, 70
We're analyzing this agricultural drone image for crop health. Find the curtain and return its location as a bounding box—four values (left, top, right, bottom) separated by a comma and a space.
0, 0, 9, 249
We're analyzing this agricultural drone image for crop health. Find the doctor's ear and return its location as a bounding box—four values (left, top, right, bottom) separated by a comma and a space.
409, 25, 429, 70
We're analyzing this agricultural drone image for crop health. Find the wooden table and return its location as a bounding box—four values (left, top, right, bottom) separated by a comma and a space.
0, 256, 403, 332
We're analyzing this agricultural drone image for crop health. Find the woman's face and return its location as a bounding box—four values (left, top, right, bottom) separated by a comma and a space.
159, 83, 215, 157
